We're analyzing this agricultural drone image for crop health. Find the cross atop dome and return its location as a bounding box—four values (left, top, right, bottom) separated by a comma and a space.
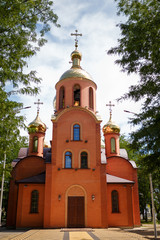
34, 99, 43, 114
103, 101, 120, 134
71, 30, 82, 50
106, 101, 115, 120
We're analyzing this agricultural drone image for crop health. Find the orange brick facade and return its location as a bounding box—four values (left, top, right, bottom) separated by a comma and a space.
7, 46, 140, 228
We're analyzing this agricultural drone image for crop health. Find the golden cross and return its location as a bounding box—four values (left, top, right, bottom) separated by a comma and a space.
106, 101, 115, 119
71, 30, 82, 49
34, 99, 43, 114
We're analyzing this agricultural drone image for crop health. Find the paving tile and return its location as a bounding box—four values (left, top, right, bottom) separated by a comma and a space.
0, 226, 159, 240
69, 231, 93, 240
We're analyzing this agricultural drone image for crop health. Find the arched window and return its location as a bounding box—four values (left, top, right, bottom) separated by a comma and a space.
33, 136, 38, 152
30, 190, 39, 213
89, 87, 93, 109
73, 84, 80, 106
111, 138, 116, 153
65, 151, 72, 168
111, 190, 119, 213
73, 124, 80, 141
59, 86, 65, 109
81, 151, 88, 169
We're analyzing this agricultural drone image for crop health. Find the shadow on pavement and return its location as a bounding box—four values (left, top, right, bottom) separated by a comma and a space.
124, 227, 160, 240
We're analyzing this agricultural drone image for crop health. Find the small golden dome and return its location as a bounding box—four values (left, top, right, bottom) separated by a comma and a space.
58, 47, 95, 84
71, 50, 82, 60
28, 113, 46, 133
103, 117, 120, 134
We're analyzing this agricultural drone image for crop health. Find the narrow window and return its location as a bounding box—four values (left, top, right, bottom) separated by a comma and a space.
59, 86, 65, 109
30, 190, 39, 213
33, 136, 38, 152
73, 84, 80, 106
65, 151, 72, 168
112, 190, 119, 213
81, 151, 88, 169
73, 124, 80, 141
111, 138, 116, 153
89, 87, 93, 109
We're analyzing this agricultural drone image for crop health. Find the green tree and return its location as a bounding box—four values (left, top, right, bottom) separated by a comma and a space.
0, 0, 59, 157
0, 0, 59, 221
0, 135, 28, 220
108, 0, 160, 172
120, 134, 136, 160
120, 135, 160, 221
119, 135, 151, 221
0, 0, 59, 95
0, 88, 29, 220
152, 170, 160, 221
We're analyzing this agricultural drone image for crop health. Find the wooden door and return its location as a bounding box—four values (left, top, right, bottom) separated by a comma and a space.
68, 196, 85, 227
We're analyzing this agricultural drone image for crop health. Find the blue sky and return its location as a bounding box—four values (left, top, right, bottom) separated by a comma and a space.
18, 0, 141, 144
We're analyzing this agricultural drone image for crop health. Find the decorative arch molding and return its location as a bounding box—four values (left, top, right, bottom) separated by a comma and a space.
13, 155, 45, 169
52, 106, 101, 123
107, 156, 137, 169
65, 184, 87, 227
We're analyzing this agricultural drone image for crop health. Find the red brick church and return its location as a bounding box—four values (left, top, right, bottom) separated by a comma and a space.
7, 31, 140, 228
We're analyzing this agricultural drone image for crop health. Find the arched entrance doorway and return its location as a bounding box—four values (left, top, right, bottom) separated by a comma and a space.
66, 185, 86, 228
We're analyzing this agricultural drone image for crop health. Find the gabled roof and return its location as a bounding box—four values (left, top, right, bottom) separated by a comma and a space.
18, 148, 28, 159
106, 174, 134, 184
16, 172, 45, 184
12, 148, 51, 167
101, 148, 137, 169
119, 149, 128, 159
101, 148, 106, 164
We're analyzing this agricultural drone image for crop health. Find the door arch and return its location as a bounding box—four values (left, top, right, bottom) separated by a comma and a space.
65, 185, 87, 227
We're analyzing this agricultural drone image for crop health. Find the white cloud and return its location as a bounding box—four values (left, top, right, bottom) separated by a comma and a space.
15, 0, 141, 144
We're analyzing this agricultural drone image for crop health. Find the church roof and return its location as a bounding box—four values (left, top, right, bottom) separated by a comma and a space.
119, 149, 128, 159
18, 148, 28, 159
129, 160, 137, 168
17, 172, 45, 183
101, 148, 129, 164
106, 174, 134, 184
12, 148, 51, 167
58, 46, 95, 84
101, 148, 106, 164
59, 68, 93, 81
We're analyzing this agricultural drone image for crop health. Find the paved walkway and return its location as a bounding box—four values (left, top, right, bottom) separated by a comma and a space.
0, 226, 159, 240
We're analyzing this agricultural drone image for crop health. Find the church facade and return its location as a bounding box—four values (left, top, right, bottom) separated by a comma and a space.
7, 36, 140, 228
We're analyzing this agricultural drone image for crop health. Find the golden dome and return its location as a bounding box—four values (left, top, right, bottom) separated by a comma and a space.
59, 68, 93, 81
59, 48, 93, 81
71, 50, 82, 60
103, 117, 120, 134
28, 113, 46, 133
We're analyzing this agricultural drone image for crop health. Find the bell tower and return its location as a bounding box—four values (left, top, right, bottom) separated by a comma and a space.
55, 30, 97, 113
47, 30, 108, 228
103, 101, 120, 157
28, 99, 46, 157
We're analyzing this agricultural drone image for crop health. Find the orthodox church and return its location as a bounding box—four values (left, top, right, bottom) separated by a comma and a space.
7, 31, 140, 228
